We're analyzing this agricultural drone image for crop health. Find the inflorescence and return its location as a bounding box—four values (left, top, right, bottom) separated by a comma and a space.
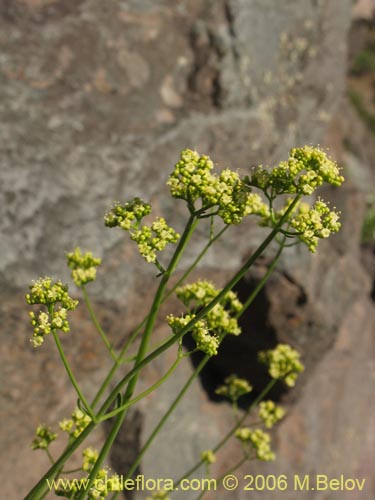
59, 408, 92, 439
258, 401, 286, 429
215, 375, 253, 403
235, 428, 275, 462
167, 280, 242, 355
26, 277, 78, 347
259, 344, 304, 387
56, 448, 120, 499
104, 198, 180, 264
31, 424, 57, 451
249, 145, 344, 196
67, 248, 102, 287
167, 149, 270, 224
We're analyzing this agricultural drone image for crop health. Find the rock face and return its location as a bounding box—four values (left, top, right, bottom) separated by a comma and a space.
1, 1, 374, 499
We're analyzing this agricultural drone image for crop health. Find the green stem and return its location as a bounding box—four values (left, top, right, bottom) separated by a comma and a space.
76, 215, 199, 499
175, 378, 277, 488
90, 319, 146, 409
25, 197, 298, 500
82, 286, 118, 363
99, 356, 181, 421
236, 236, 286, 319
46, 449, 54, 466
52, 329, 95, 422
91, 225, 228, 408
24, 422, 96, 500
196, 455, 249, 500
163, 225, 229, 302
123, 236, 287, 486
124, 354, 211, 485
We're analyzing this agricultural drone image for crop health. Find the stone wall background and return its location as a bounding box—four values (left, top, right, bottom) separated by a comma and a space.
0, 1, 374, 499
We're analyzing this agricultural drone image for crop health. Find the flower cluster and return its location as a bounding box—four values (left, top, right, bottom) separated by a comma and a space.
59, 408, 91, 439
31, 424, 57, 450
215, 375, 253, 402
67, 248, 102, 287
104, 197, 151, 230
258, 344, 304, 387
168, 280, 242, 355
235, 428, 275, 461
130, 218, 180, 263
249, 146, 344, 196
290, 199, 341, 252
258, 401, 285, 429
26, 277, 78, 308
167, 315, 220, 355
57, 448, 120, 499
167, 149, 269, 224
26, 277, 78, 347
82, 447, 99, 472
201, 450, 216, 465
105, 198, 179, 264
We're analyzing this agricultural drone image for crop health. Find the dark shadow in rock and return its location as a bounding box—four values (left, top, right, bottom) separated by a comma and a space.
182, 270, 292, 409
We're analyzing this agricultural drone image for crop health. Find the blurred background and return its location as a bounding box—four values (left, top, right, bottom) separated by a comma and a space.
1, 0, 374, 498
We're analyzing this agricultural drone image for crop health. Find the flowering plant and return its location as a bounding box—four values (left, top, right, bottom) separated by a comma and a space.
24, 146, 343, 499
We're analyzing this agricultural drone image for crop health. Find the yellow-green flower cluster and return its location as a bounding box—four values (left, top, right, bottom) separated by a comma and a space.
26, 277, 78, 347
176, 280, 242, 335
26, 277, 78, 309
105, 198, 179, 264
215, 374, 253, 402
235, 428, 275, 461
250, 146, 344, 195
57, 448, 121, 499
59, 408, 91, 439
82, 447, 99, 472
104, 197, 151, 230
258, 344, 304, 387
67, 248, 101, 287
130, 217, 180, 263
31, 424, 57, 450
201, 450, 216, 465
168, 280, 242, 355
167, 315, 220, 355
290, 199, 341, 252
167, 149, 269, 224
258, 401, 285, 429
176, 280, 242, 313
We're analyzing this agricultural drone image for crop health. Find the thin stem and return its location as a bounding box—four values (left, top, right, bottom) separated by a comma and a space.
76, 215, 199, 499
52, 329, 95, 422
196, 455, 249, 500
174, 378, 277, 487
125, 236, 287, 486
25, 197, 299, 500
46, 449, 55, 466
163, 225, 228, 302
99, 356, 181, 421
123, 354, 211, 483
236, 236, 286, 319
61, 467, 83, 474
82, 286, 118, 363
92, 224, 228, 408
91, 318, 147, 409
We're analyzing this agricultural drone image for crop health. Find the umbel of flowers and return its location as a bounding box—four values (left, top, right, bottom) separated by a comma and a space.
167, 148, 270, 223
104, 197, 180, 264
67, 248, 102, 287
26, 277, 78, 347
167, 280, 242, 355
